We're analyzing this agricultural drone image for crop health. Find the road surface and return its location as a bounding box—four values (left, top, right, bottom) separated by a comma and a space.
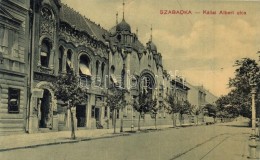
0, 120, 253, 160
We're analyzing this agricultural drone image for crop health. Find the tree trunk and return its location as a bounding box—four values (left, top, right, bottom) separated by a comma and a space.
138, 113, 141, 131
120, 116, 123, 132
113, 109, 116, 134
180, 114, 182, 127
172, 113, 176, 128
154, 114, 157, 130
69, 108, 76, 139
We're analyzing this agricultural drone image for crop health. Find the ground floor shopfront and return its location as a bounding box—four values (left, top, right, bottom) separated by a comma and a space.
26, 81, 193, 133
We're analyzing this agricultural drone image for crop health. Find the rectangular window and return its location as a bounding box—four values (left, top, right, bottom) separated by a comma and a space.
8, 88, 20, 113
104, 106, 108, 118
91, 106, 95, 118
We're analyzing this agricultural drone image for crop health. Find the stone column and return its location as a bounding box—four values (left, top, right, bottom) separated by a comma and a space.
249, 85, 257, 159
49, 49, 55, 70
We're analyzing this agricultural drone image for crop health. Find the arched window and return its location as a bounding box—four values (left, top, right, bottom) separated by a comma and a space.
66, 49, 73, 72
110, 65, 115, 74
121, 69, 125, 88
110, 65, 117, 84
40, 40, 51, 67
79, 54, 91, 76
101, 62, 105, 85
96, 60, 100, 76
58, 47, 64, 72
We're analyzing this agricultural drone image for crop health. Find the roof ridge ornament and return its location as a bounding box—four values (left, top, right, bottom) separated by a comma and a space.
116, 11, 118, 25
150, 24, 153, 42
123, 0, 125, 20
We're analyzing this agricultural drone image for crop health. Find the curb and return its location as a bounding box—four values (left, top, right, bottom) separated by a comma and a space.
0, 132, 132, 152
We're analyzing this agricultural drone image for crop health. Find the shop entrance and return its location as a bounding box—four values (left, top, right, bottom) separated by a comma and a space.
76, 105, 86, 127
39, 89, 52, 128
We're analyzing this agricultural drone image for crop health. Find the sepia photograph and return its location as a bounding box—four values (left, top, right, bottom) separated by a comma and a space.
0, 0, 259, 159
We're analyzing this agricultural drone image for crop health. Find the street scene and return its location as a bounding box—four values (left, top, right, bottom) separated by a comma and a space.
0, 0, 260, 159
0, 118, 259, 160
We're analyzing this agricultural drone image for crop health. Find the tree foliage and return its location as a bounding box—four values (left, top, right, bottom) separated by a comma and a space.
216, 58, 260, 118
103, 87, 128, 133
133, 91, 156, 114
164, 93, 180, 114
204, 104, 217, 118
103, 87, 128, 111
164, 93, 192, 126
52, 71, 88, 139
52, 71, 88, 108
133, 91, 157, 130
179, 100, 192, 116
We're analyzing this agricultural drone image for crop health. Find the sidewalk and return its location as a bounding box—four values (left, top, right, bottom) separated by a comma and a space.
0, 123, 259, 160
0, 125, 173, 151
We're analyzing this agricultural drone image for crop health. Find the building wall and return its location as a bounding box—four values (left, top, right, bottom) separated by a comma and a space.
0, 0, 29, 134
205, 89, 218, 105
26, 1, 196, 133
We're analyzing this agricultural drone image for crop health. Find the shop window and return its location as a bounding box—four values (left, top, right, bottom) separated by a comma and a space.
91, 106, 95, 118
8, 88, 20, 113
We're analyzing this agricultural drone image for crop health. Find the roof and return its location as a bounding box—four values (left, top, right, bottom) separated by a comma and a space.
116, 19, 131, 32
60, 4, 108, 43
59, 3, 148, 54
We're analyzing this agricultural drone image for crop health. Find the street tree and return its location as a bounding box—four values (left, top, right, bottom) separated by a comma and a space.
164, 93, 180, 127
191, 106, 201, 125
179, 100, 192, 126
52, 71, 88, 139
204, 104, 217, 122
103, 87, 127, 133
150, 98, 161, 129
133, 91, 156, 131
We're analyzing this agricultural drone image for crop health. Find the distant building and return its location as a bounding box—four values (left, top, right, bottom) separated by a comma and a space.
204, 89, 218, 106
187, 83, 218, 109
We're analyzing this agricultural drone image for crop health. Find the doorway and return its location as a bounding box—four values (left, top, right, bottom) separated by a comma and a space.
95, 108, 100, 122
76, 105, 86, 127
39, 89, 52, 128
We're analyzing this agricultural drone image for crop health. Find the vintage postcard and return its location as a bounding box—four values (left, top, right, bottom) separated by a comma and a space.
0, 0, 259, 159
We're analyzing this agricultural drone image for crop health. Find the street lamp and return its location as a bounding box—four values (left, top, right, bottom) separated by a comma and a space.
248, 78, 258, 159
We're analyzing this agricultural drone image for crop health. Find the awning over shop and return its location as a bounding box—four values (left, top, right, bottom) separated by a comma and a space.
67, 59, 73, 68
40, 52, 48, 56
110, 74, 118, 84
79, 63, 91, 76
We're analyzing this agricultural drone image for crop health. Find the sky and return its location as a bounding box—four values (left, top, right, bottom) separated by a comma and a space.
62, 0, 260, 96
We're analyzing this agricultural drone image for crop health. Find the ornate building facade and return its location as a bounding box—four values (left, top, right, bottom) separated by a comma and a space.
0, 0, 193, 134
26, 0, 187, 133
